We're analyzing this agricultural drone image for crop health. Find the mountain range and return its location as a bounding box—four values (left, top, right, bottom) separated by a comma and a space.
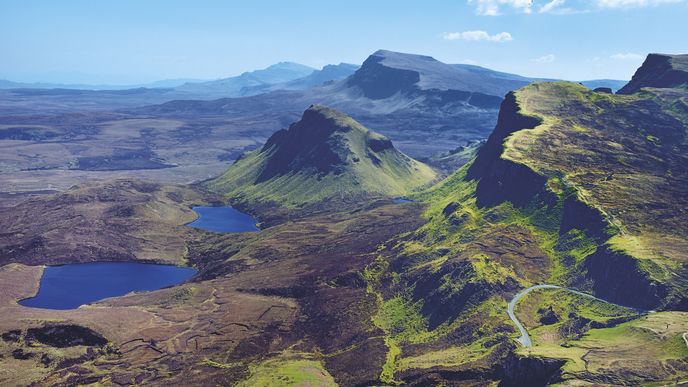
133, 50, 539, 158
0, 78, 207, 91
0, 62, 360, 96
175, 61, 316, 97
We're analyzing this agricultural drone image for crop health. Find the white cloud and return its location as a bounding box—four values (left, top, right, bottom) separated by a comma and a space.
597, 0, 681, 7
610, 52, 644, 60
467, 0, 680, 15
532, 54, 556, 63
539, 0, 566, 12
443, 30, 513, 42
468, 0, 534, 15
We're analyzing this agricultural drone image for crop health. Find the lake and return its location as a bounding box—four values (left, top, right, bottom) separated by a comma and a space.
19, 262, 197, 310
186, 206, 259, 233
393, 197, 415, 204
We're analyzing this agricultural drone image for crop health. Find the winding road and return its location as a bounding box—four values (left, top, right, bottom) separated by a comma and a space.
507, 284, 639, 347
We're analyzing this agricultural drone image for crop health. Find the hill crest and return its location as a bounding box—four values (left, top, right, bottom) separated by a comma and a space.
618, 53, 688, 94
208, 105, 437, 206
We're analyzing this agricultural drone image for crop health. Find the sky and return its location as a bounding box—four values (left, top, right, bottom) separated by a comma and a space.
1, 0, 686, 84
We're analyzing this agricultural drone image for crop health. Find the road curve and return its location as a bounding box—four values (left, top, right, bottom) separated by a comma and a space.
507, 284, 639, 347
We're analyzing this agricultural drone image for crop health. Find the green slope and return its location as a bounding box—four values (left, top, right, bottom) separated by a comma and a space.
208, 105, 437, 206
360, 56, 688, 385
413, 79, 688, 310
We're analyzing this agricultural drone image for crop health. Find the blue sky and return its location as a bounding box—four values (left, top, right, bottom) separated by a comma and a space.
1, 0, 686, 84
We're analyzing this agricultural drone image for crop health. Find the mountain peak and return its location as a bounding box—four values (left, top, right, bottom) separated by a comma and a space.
296, 104, 362, 133
618, 53, 688, 94
264, 61, 314, 71
347, 49, 528, 99
259, 104, 397, 178
371, 49, 438, 62
208, 105, 436, 205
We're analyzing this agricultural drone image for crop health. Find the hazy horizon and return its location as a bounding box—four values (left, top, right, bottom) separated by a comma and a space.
2, 0, 686, 85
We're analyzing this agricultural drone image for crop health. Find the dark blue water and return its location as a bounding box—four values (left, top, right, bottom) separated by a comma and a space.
19, 262, 197, 310
393, 197, 415, 204
186, 206, 259, 233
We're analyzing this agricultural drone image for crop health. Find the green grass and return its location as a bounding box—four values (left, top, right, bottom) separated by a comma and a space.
200, 358, 236, 369
237, 357, 337, 387
396, 338, 495, 371
515, 289, 688, 383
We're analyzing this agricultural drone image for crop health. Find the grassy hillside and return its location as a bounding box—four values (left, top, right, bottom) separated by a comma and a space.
413, 80, 687, 308
359, 74, 688, 384
208, 105, 437, 207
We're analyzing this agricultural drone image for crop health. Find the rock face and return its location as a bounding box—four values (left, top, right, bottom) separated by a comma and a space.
383, 58, 687, 386
462, 80, 688, 310
346, 49, 531, 102
347, 51, 423, 99
593, 87, 613, 94
618, 53, 688, 94
208, 105, 437, 206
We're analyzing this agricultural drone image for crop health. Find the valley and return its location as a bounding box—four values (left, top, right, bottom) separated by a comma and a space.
0, 49, 686, 386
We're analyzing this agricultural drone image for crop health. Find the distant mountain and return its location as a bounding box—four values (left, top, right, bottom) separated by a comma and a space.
618, 53, 688, 94
453, 63, 553, 82
347, 50, 534, 99
580, 79, 627, 93
138, 78, 208, 88
176, 62, 315, 97
237, 63, 360, 96
138, 50, 540, 159
208, 105, 436, 206
290, 63, 360, 88
0, 78, 206, 90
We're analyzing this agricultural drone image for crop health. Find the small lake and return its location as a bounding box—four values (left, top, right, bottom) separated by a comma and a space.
393, 197, 415, 204
19, 262, 197, 310
186, 206, 259, 233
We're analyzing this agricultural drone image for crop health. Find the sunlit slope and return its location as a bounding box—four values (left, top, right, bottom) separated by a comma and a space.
415, 80, 687, 309
208, 105, 436, 206
365, 62, 687, 384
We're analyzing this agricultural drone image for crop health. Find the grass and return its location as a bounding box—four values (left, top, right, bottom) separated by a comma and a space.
396, 339, 495, 371
514, 287, 638, 338
237, 357, 337, 387
200, 358, 236, 369
373, 81, 687, 384
515, 286, 688, 383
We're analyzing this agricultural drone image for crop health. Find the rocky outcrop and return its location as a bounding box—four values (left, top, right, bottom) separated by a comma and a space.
618, 53, 688, 94
583, 248, 669, 310
346, 50, 519, 108
559, 194, 611, 242
412, 259, 518, 329
460, 87, 682, 312
347, 53, 420, 99
209, 105, 437, 205
256, 106, 353, 181
496, 354, 564, 386
467, 92, 542, 181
